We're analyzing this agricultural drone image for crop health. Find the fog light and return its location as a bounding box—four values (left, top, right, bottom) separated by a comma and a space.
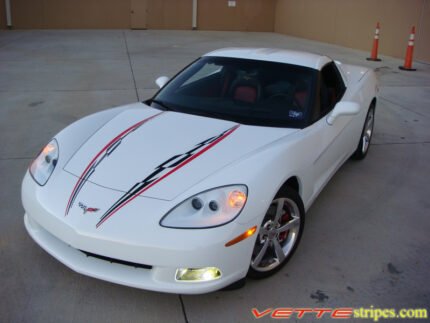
175, 267, 222, 282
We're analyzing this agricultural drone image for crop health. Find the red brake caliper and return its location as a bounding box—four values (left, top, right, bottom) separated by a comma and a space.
278, 210, 291, 242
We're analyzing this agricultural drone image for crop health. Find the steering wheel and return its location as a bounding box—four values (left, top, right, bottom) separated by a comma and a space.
267, 93, 303, 110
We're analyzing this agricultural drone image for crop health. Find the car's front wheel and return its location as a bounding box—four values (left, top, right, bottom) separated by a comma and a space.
248, 187, 305, 279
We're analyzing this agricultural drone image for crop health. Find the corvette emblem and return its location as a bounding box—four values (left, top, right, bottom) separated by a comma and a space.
78, 202, 100, 215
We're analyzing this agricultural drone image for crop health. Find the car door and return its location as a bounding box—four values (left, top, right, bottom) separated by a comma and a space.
303, 62, 351, 198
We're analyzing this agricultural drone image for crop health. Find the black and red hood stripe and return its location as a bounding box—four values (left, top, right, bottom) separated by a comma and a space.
96, 124, 239, 228
64, 116, 240, 228
65, 112, 163, 216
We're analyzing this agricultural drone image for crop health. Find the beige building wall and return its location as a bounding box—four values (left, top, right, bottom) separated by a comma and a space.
198, 0, 275, 32
275, 0, 430, 62
3, 0, 429, 62
0, 1, 6, 29
8, 0, 193, 30
146, 0, 192, 30
8, 0, 274, 31
415, 0, 430, 63
11, 0, 131, 29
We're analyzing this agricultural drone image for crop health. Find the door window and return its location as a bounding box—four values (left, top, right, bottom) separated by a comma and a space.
316, 62, 346, 120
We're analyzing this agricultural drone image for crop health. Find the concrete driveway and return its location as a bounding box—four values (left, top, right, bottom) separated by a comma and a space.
0, 30, 429, 323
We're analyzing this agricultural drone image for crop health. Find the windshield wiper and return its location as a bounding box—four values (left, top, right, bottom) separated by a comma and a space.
151, 99, 176, 112
151, 101, 243, 124
186, 109, 243, 124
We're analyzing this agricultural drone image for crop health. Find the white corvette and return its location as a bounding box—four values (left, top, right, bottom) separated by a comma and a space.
22, 48, 377, 294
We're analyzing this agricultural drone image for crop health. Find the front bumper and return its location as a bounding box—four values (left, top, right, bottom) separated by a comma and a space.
22, 173, 257, 294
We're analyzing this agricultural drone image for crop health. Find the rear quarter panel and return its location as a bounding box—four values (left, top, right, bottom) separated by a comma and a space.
339, 63, 378, 155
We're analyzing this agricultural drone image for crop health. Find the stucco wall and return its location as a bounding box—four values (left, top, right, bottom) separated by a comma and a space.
8, 0, 193, 30
1, 0, 7, 28
2, 0, 429, 62
10, 0, 131, 29
275, 0, 429, 62
146, 0, 192, 30
197, 0, 275, 32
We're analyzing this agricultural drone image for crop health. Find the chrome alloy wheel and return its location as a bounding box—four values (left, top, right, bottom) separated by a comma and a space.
361, 108, 375, 154
251, 198, 301, 272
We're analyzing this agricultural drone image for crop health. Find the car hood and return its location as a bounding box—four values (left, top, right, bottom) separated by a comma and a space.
64, 105, 297, 201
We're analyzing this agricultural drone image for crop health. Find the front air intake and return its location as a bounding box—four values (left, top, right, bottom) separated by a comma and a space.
80, 250, 152, 270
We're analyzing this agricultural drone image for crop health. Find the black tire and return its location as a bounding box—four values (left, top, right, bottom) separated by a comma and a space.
352, 104, 375, 160
248, 187, 305, 279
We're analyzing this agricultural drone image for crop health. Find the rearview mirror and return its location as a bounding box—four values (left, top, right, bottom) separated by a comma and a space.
155, 76, 170, 89
327, 101, 360, 125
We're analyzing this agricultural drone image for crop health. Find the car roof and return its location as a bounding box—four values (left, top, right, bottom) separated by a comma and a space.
204, 48, 332, 70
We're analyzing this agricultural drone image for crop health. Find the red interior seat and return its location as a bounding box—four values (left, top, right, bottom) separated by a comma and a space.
294, 91, 307, 107
234, 86, 257, 103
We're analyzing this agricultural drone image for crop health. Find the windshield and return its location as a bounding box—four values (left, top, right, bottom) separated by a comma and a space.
151, 56, 317, 128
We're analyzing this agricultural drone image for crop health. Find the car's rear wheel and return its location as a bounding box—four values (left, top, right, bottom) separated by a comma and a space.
352, 104, 375, 160
248, 187, 305, 279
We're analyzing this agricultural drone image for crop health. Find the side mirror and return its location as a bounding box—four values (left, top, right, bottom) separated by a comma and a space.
327, 101, 360, 125
155, 76, 170, 89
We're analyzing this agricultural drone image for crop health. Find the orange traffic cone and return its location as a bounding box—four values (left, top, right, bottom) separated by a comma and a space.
399, 26, 416, 71
367, 22, 381, 61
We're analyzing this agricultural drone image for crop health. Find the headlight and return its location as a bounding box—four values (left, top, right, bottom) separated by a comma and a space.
29, 139, 59, 186
160, 185, 247, 228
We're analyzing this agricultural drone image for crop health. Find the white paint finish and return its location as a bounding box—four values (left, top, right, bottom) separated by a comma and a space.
155, 75, 169, 88
64, 108, 292, 201
22, 49, 378, 294
326, 101, 360, 125
24, 213, 250, 294
205, 48, 332, 70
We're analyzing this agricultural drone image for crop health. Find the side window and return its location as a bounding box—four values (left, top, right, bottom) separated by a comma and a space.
318, 62, 346, 119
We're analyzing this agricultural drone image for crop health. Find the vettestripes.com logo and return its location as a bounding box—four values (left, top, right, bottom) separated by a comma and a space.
251, 307, 428, 321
